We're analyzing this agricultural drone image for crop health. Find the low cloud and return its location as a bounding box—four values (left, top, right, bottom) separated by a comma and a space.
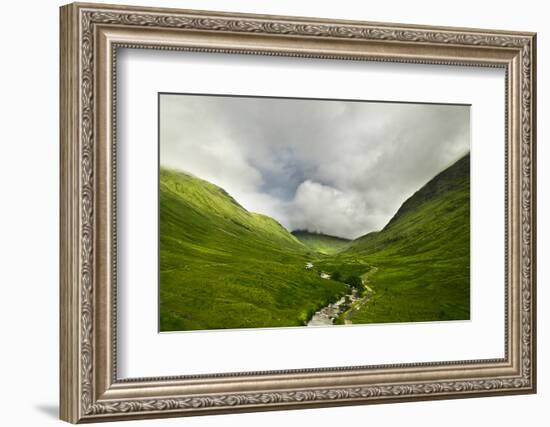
160, 94, 469, 239
287, 181, 375, 239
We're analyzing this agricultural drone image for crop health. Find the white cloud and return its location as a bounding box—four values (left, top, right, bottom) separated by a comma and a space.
287, 181, 376, 239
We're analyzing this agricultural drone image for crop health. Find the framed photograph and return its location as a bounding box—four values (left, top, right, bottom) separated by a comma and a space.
60, 2, 537, 423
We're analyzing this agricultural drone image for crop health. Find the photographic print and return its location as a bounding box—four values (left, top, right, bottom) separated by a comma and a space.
159, 93, 470, 332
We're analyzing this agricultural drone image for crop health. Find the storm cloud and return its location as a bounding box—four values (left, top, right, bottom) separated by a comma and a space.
160, 94, 470, 239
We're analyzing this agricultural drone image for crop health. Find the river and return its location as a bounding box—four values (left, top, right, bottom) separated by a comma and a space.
307, 288, 360, 326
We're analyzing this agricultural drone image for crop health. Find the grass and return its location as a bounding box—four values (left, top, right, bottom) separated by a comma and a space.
159, 153, 470, 331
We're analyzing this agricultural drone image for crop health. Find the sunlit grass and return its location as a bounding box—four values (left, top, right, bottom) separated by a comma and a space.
159, 154, 470, 331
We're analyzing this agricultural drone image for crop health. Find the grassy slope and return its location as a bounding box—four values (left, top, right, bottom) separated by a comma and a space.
319, 154, 471, 323
291, 230, 351, 254
161, 152, 470, 330
159, 169, 348, 331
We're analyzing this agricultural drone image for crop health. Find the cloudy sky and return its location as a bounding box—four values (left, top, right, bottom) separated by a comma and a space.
160, 94, 470, 240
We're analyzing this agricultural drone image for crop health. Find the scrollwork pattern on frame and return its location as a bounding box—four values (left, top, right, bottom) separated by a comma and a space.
86, 376, 530, 415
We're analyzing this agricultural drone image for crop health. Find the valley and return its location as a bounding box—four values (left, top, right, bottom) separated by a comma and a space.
159, 153, 470, 331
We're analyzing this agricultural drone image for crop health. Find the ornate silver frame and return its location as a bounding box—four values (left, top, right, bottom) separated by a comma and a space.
60, 2, 537, 423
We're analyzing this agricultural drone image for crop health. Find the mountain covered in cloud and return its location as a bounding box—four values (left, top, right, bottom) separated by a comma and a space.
291, 230, 350, 255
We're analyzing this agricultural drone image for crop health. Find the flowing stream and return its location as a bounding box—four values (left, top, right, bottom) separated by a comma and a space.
307, 288, 360, 326
306, 266, 377, 326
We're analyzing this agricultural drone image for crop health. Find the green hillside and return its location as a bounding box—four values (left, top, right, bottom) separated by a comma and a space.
160, 152, 470, 331
159, 169, 348, 331
291, 230, 350, 254
323, 153, 471, 324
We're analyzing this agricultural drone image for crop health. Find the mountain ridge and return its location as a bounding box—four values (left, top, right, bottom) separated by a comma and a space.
346, 152, 470, 255
382, 153, 470, 232
327, 152, 470, 323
